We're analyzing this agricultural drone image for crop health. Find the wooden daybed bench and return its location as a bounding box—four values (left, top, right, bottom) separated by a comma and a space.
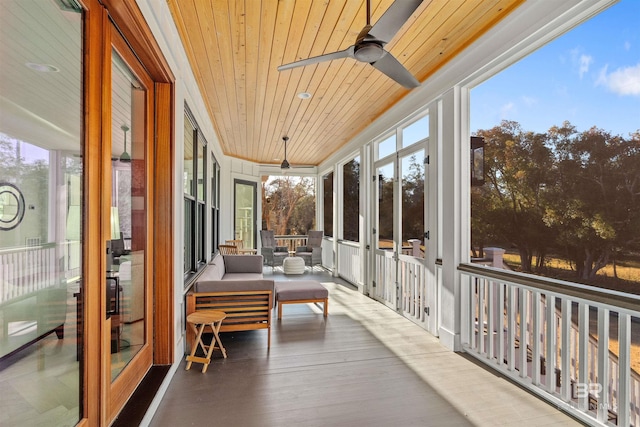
186, 254, 274, 348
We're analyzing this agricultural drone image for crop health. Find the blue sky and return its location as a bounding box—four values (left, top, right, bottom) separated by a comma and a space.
471, 0, 640, 138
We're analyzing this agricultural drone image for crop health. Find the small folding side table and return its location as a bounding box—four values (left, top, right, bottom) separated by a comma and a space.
185, 310, 227, 373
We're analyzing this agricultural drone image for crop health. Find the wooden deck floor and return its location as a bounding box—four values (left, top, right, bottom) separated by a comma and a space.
149, 271, 583, 427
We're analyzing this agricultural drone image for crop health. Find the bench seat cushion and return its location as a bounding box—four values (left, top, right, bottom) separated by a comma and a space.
275, 280, 328, 301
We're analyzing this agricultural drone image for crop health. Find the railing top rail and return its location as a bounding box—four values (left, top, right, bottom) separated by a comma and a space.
458, 263, 640, 314
0, 242, 58, 255
274, 235, 307, 239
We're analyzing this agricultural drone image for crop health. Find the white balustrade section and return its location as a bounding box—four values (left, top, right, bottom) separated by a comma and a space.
459, 264, 640, 427
336, 240, 362, 286
0, 241, 79, 304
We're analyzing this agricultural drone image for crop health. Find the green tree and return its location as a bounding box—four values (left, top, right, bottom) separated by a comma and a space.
474, 121, 555, 272
545, 125, 640, 280
262, 176, 315, 235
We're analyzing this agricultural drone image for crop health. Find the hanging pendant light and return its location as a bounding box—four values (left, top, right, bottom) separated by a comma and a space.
280, 136, 290, 169
120, 124, 131, 163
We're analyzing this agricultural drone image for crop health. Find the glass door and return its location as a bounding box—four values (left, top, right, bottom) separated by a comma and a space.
373, 160, 398, 309
107, 27, 154, 412
234, 180, 257, 250
372, 147, 427, 317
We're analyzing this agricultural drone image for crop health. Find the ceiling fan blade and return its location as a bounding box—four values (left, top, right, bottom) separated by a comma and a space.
371, 52, 420, 88
278, 46, 354, 71
368, 0, 423, 44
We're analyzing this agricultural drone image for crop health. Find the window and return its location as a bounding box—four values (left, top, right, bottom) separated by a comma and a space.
211, 158, 220, 255
183, 106, 207, 282
342, 157, 360, 242
470, 0, 639, 291
261, 175, 316, 234
402, 115, 429, 148
377, 134, 395, 160
401, 150, 425, 258
323, 172, 334, 237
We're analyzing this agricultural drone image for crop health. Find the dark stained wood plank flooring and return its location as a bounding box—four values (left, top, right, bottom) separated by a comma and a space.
149, 272, 582, 427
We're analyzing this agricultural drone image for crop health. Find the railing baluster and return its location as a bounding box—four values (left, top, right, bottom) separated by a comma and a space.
532, 291, 541, 385
561, 298, 572, 401
478, 278, 485, 355
507, 285, 516, 371
618, 313, 631, 427
545, 295, 556, 393
519, 288, 528, 378
596, 307, 610, 423
578, 302, 589, 412
497, 282, 505, 367
487, 278, 494, 360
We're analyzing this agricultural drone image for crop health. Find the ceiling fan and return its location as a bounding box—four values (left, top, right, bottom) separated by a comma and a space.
260, 136, 316, 171
278, 0, 423, 89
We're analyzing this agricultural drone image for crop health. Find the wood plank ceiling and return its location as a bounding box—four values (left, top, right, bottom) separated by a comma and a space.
168, 0, 524, 167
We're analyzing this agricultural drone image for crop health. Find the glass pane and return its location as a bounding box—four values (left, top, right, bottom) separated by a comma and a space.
377, 162, 394, 250
343, 157, 360, 242
184, 198, 193, 274
402, 115, 429, 148
235, 181, 256, 249
378, 134, 396, 159
401, 150, 425, 258
0, 1, 82, 425
196, 138, 204, 200
183, 115, 194, 195
323, 172, 334, 237
110, 50, 147, 381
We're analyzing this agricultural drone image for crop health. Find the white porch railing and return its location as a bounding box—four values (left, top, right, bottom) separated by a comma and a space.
274, 234, 307, 252
459, 264, 640, 427
337, 240, 362, 286
372, 250, 435, 333
0, 242, 79, 304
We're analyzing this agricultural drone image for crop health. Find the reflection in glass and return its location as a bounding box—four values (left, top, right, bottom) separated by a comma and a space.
110, 50, 147, 381
0, 1, 82, 424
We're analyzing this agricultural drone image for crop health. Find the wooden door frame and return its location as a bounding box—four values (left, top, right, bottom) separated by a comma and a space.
81, 0, 174, 425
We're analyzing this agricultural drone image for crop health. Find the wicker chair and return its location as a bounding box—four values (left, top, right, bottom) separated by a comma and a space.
295, 230, 323, 268
259, 230, 288, 267
219, 244, 239, 255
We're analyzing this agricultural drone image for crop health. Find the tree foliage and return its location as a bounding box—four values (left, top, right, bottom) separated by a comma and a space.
262, 176, 316, 235
473, 120, 640, 282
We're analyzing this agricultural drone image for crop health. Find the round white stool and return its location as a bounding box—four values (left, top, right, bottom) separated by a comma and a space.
283, 256, 305, 275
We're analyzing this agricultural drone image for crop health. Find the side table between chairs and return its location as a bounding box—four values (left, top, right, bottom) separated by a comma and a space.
186, 310, 227, 373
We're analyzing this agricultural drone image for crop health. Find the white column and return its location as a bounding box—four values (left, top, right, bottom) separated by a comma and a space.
438, 86, 470, 351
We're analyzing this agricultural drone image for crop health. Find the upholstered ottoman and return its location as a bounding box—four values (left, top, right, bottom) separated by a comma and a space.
282, 256, 305, 275
274, 280, 328, 319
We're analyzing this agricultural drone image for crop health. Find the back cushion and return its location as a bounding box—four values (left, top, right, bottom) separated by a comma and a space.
213, 253, 226, 277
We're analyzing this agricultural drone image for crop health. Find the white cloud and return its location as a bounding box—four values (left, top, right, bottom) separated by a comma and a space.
500, 102, 515, 119
596, 63, 640, 96
521, 96, 537, 107
579, 54, 593, 79
624, 41, 631, 51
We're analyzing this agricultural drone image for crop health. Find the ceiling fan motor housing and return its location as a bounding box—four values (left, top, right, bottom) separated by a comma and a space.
354, 42, 385, 63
